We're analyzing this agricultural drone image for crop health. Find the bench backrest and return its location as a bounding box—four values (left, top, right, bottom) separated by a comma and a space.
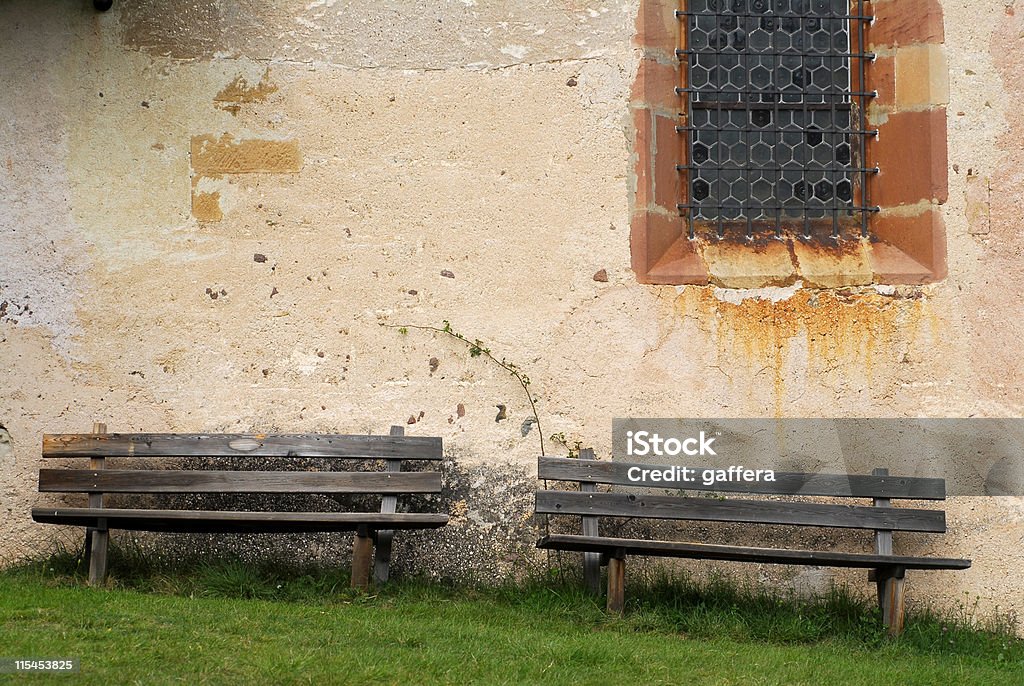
537, 455, 948, 534
41, 430, 444, 500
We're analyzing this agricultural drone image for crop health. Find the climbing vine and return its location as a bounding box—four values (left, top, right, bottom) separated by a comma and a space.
384, 320, 546, 455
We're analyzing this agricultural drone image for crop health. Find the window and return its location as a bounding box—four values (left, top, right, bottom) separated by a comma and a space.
630, 0, 949, 287
680, 0, 875, 239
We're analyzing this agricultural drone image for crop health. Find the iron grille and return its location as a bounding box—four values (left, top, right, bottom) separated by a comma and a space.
675, 0, 878, 239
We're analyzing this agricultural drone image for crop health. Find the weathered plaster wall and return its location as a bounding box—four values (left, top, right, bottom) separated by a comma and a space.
1, 0, 1021, 627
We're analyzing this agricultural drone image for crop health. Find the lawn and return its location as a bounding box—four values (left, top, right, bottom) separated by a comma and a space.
1, 555, 1020, 685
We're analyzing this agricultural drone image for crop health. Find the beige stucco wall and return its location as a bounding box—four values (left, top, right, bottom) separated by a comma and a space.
1, 0, 1022, 627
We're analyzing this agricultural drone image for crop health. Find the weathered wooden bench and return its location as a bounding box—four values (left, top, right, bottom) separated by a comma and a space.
33, 424, 448, 587
536, 451, 971, 635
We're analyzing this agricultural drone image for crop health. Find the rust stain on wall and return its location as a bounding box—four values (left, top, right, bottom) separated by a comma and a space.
696, 235, 875, 289
790, 239, 873, 289
700, 238, 797, 289
675, 288, 928, 415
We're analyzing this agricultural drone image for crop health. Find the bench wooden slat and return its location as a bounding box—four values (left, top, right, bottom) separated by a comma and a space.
535, 490, 947, 532
536, 534, 972, 571
39, 469, 441, 494
42, 433, 443, 460
31, 507, 449, 533
538, 457, 946, 500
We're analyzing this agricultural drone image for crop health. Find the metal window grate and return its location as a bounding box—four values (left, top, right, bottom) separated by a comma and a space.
675, 0, 878, 240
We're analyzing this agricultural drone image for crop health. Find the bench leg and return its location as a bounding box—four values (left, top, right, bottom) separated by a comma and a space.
583, 552, 601, 596
607, 556, 626, 615
372, 530, 394, 585
82, 528, 93, 569
351, 528, 373, 590
877, 570, 906, 636
87, 526, 109, 586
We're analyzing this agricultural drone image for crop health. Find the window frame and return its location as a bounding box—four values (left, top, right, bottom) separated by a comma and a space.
630, 0, 949, 287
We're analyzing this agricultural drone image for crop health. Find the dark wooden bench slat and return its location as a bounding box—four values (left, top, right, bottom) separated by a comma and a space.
39, 469, 441, 494
42, 433, 443, 460
535, 490, 947, 533
537, 534, 972, 571
538, 457, 946, 500
32, 507, 449, 534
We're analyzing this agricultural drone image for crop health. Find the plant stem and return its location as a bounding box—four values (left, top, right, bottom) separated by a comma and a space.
383, 322, 545, 455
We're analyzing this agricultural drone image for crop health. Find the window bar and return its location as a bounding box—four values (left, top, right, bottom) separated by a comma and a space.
744, 3, 753, 239
677, 87, 874, 98
714, 3, 724, 239
771, 1, 781, 237
681, 0, 695, 240
675, 9, 873, 19
858, 0, 872, 237
673, 203, 877, 212
832, 0, 845, 236
677, 124, 875, 135
681, 163, 877, 172
677, 49, 876, 59
829, 0, 837, 236
800, 0, 810, 239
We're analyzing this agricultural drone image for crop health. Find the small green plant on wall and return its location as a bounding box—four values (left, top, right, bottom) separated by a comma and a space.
549, 432, 583, 458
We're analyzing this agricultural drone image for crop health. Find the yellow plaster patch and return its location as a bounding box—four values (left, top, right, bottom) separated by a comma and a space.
190, 134, 302, 175
191, 190, 223, 222
215, 69, 279, 115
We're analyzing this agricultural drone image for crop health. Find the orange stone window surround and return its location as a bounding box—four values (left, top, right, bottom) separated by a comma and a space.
629, 0, 949, 288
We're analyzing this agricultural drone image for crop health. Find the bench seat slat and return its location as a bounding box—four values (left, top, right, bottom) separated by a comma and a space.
537, 534, 972, 571
535, 490, 947, 533
39, 469, 441, 494
31, 508, 449, 534
42, 433, 443, 460
538, 457, 946, 500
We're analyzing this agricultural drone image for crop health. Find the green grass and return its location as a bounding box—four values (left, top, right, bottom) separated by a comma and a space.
1, 547, 1021, 685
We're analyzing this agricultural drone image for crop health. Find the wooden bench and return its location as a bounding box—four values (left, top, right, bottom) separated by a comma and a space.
536, 450, 971, 635
33, 424, 448, 587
